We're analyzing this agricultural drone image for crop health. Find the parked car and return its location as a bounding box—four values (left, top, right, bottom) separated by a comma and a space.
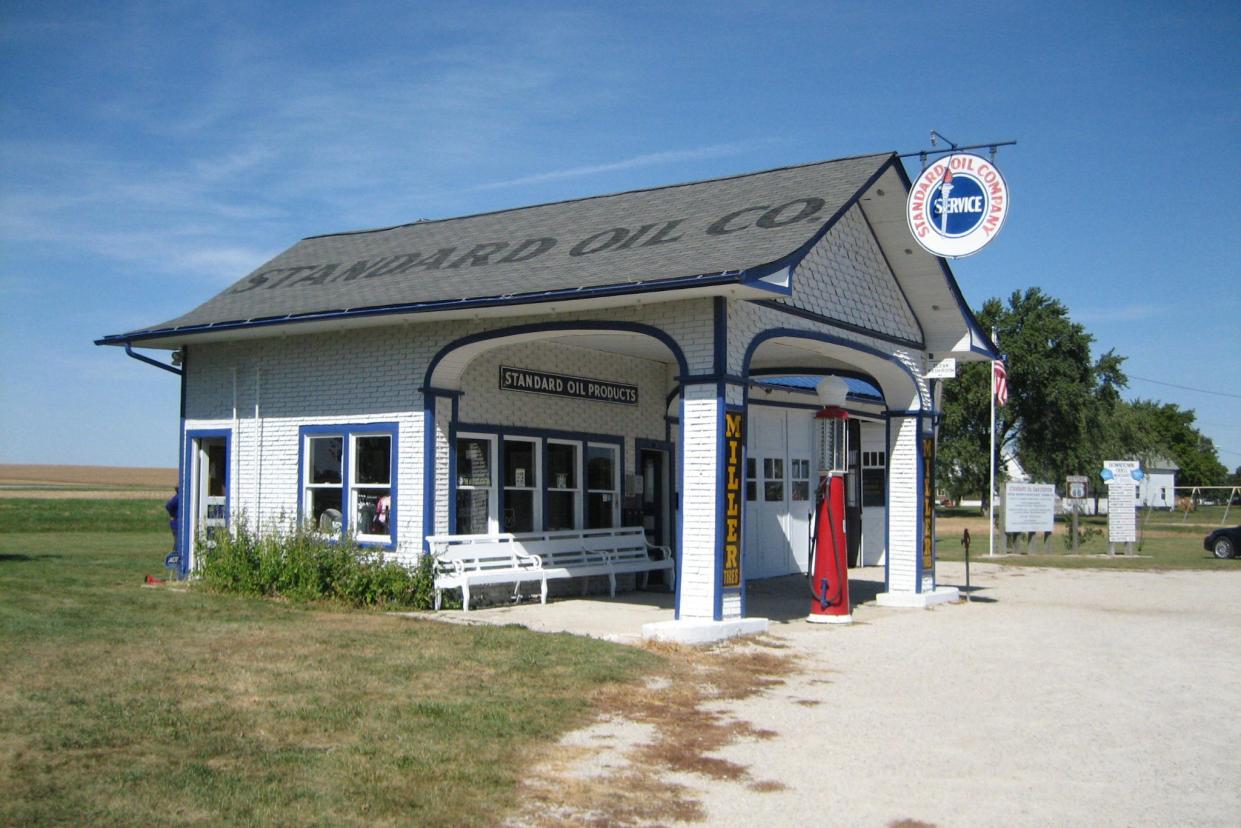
1204, 525, 1241, 559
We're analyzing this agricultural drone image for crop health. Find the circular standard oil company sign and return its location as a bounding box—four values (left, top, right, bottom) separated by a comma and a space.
906, 153, 1009, 257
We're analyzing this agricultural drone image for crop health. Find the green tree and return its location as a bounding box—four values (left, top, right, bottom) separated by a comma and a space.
1103, 400, 1227, 487
938, 287, 1125, 503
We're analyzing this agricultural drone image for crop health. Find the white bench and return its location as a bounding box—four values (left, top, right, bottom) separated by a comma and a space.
425, 526, 675, 611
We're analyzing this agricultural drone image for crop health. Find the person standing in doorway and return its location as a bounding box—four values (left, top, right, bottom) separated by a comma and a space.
165, 486, 179, 548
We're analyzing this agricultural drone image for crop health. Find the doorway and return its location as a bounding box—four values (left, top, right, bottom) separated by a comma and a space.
745, 407, 814, 579
187, 434, 228, 571
638, 445, 673, 585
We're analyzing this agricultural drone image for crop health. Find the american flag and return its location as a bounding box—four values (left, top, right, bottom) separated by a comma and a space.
993, 361, 1008, 406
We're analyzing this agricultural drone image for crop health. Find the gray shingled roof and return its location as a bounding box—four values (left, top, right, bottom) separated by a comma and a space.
116, 152, 894, 339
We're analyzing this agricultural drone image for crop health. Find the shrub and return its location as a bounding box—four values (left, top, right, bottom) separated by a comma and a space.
197, 524, 433, 610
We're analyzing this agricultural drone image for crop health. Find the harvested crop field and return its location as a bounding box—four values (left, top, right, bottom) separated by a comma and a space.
0, 464, 176, 499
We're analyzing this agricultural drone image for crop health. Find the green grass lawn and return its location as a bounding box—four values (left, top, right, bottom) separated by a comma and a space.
0, 530, 657, 827
0, 497, 170, 533
936, 511, 1238, 571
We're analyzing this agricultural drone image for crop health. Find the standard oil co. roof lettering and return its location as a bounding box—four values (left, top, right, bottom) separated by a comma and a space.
121, 152, 893, 337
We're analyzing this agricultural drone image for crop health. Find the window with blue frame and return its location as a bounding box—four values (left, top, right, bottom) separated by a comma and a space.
452, 428, 620, 535
300, 423, 397, 544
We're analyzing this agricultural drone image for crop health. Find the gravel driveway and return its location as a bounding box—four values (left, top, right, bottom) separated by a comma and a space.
455, 561, 1241, 826
687, 562, 1241, 827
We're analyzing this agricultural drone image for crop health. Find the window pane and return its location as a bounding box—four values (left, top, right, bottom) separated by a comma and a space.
355, 488, 391, 535
587, 446, 616, 491
457, 438, 491, 487
504, 490, 534, 532
763, 458, 783, 481
504, 440, 536, 488
310, 437, 343, 484
792, 481, 810, 501
310, 488, 342, 529
546, 491, 576, 531
587, 492, 615, 529
547, 443, 577, 489
355, 436, 391, 485
862, 468, 886, 507
455, 489, 490, 534
764, 481, 784, 502
746, 482, 757, 502
746, 458, 756, 479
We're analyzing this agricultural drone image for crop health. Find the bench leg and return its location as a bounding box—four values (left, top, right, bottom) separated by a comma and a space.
668, 564, 676, 593
434, 588, 441, 611
461, 583, 470, 612
540, 576, 548, 605
607, 572, 616, 597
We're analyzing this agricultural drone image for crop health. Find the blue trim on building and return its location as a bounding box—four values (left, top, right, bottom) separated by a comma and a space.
422, 393, 437, 553
297, 422, 400, 550
424, 320, 690, 391
99, 272, 745, 348
740, 328, 924, 411
748, 300, 926, 351
452, 422, 625, 535
713, 297, 727, 376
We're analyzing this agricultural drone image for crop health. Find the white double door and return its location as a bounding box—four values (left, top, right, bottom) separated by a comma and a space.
745, 407, 814, 579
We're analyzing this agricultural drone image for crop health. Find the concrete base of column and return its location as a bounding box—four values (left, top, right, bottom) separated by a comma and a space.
875, 586, 959, 608
642, 617, 769, 645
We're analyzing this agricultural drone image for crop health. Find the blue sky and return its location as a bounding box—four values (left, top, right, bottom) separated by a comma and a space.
2, 1, 1238, 471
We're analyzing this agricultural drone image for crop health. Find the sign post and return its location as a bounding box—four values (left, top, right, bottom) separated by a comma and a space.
1066, 475, 1089, 553
1101, 461, 1143, 556
1004, 483, 1056, 554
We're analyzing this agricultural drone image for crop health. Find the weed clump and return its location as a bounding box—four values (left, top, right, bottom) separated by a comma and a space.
197, 523, 434, 609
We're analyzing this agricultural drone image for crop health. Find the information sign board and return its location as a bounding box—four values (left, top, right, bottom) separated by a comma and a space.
1107, 480, 1137, 543
1066, 475, 1088, 500
1004, 483, 1056, 533
926, 358, 957, 380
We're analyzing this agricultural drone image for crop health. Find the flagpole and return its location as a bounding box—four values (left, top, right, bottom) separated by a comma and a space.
988, 337, 997, 558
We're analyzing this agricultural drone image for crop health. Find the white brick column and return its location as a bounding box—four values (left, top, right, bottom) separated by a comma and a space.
885, 413, 921, 593
677, 382, 721, 620
877, 411, 958, 608
645, 381, 768, 643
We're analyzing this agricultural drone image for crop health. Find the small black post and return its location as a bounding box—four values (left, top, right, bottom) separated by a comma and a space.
961, 528, 972, 602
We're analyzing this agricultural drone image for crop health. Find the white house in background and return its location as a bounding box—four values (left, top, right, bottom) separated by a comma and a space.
1138, 457, 1178, 509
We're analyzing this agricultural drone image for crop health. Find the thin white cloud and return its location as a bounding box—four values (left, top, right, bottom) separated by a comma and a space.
467, 143, 761, 192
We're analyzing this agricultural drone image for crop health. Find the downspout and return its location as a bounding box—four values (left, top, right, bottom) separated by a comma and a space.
124, 342, 182, 376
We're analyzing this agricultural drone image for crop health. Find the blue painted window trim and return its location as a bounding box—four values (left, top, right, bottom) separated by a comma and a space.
450, 422, 625, 535
296, 422, 399, 550
179, 428, 232, 579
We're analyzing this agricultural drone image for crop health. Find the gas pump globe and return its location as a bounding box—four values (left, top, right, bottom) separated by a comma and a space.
808, 376, 852, 623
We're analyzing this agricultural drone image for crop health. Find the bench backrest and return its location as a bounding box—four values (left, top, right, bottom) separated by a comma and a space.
428, 527, 655, 570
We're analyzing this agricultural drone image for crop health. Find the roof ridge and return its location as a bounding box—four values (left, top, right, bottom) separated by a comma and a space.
303, 151, 895, 240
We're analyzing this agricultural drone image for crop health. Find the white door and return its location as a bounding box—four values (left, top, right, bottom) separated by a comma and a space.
745, 408, 815, 578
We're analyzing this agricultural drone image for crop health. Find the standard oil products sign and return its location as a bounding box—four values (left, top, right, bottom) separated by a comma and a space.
907, 153, 1010, 258
499, 366, 638, 406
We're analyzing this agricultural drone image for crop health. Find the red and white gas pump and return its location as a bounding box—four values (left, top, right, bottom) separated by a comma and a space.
808, 379, 852, 624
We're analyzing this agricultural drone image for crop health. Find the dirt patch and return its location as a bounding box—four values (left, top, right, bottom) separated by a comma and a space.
509, 638, 795, 826
0, 464, 176, 489
0, 489, 169, 500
